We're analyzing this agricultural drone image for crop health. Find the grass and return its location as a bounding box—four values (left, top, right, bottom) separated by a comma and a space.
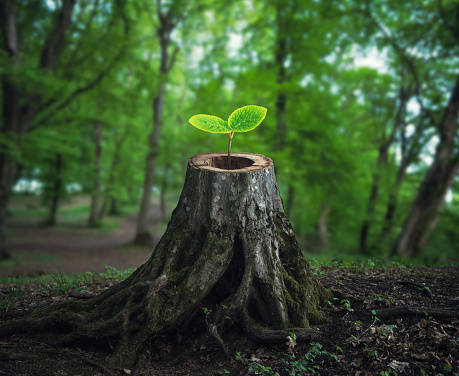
49, 265, 135, 294
0, 265, 136, 310
307, 254, 458, 274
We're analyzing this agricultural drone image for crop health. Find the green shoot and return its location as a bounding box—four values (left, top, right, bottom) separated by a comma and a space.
189, 105, 267, 169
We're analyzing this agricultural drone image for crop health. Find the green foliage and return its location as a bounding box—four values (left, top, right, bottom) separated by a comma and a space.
4, 0, 459, 261
283, 342, 337, 375
189, 105, 267, 134
0, 286, 25, 312
189, 105, 267, 169
235, 352, 274, 376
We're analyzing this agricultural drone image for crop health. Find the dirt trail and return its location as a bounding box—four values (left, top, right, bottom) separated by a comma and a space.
2, 212, 162, 277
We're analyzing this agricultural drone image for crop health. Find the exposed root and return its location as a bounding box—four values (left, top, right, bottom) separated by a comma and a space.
209, 323, 230, 358
241, 310, 321, 344
68, 291, 97, 299
396, 281, 432, 297
374, 307, 459, 319
0, 350, 34, 361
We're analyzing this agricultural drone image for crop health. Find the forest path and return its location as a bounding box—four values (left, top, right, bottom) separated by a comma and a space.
1, 208, 163, 277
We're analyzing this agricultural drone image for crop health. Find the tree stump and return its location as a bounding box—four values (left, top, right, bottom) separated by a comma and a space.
0, 153, 331, 369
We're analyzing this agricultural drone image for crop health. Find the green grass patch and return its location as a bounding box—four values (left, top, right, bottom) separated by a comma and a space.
48, 265, 136, 294
0, 265, 136, 310
307, 255, 458, 275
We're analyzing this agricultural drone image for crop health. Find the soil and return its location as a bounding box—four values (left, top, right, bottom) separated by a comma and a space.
1, 215, 458, 375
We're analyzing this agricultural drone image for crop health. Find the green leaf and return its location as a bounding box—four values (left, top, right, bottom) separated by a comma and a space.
189, 114, 231, 133
228, 105, 267, 132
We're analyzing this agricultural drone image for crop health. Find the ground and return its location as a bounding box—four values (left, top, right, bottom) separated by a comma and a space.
0, 202, 458, 375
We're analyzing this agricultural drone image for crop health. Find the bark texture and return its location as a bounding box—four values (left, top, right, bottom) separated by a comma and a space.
0, 153, 331, 369
135, 0, 182, 245
393, 73, 459, 257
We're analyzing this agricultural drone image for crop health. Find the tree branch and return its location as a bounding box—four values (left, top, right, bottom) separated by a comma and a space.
0, 0, 19, 57
31, 52, 124, 130
166, 44, 180, 73
438, 0, 459, 41
40, 0, 77, 72
33, 0, 131, 129
364, 0, 438, 128
65, 0, 101, 71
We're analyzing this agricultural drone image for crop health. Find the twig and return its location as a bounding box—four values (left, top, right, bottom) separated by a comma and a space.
360, 318, 378, 337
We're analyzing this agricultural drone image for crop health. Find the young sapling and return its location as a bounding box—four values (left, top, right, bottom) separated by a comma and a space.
189, 105, 267, 169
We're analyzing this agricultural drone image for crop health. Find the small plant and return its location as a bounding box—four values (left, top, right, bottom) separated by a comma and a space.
371, 291, 396, 306
0, 285, 25, 311
340, 299, 352, 311
50, 271, 78, 294
283, 342, 337, 375
202, 307, 212, 314
380, 369, 398, 376
371, 310, 381, 323
189, 105, 267, 169
235, 352, 274, 375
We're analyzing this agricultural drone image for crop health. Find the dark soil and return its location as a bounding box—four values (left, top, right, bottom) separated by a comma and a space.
1, 261, 458, 375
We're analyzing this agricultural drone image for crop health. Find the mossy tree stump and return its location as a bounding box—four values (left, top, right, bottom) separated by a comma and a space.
0, 153, 331, 368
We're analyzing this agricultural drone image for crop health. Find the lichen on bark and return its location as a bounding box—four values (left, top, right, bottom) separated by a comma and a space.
0, 153, 331, 369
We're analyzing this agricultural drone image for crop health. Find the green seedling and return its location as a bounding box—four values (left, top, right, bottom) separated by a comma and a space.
189, 105, 267, 169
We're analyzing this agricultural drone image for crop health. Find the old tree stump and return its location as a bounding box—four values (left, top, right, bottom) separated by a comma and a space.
0, 153, 331, 368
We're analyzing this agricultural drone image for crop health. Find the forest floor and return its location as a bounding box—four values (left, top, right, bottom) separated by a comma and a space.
0, 206, 458, 375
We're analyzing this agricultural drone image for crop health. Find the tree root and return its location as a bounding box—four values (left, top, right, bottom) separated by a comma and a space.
396, 281, 432, 297
374, 307, 459, 319
68, 291, 98, 299
68, 351, 117, 376
0, 350, 34, 361
241, 310, 321, 344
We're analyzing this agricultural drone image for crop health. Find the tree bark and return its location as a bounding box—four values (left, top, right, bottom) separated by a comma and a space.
0, 0, 76, 258
0, 153, 331, 368
88, 122, 103, 227
317, 205, 330, 249
135, 0, 181, 245
47, 153, 63, 226
393, 73, 459, 257
359, 145, 388, 254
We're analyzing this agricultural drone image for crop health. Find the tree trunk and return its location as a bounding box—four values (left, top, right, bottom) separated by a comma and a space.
317, 205, 330, 249
160, 163, 170, 220
135, 80, 163, 244
97, 128, 127, 221
0, 0, 76, 259
359, 145, 388, 254
47, 153, 63, 226
393, 73, 459, 257
88, 122, 103, 227
0, 154, 16, 261
135, 1, 182, 245
0, 153, 331, 368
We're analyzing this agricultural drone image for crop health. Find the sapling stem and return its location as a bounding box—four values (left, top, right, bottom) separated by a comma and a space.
228, 132, 234, 170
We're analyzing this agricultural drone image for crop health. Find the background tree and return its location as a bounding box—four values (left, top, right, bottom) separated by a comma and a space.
0, 0, 129, 259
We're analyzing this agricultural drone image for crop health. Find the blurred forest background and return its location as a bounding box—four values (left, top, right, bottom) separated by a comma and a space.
1, 0, 458, 265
